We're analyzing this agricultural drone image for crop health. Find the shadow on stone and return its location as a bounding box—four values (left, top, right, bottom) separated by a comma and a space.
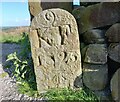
108, 56, 120, 82
74, 74, 83, 88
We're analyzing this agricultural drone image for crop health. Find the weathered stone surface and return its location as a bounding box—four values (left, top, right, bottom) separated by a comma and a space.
82, 29, 106, 44
78, 2, 120, 33
28, 0, 72, 20
111, 68, 120, 101
108, 43, 120, 63
41, 1, 72, 12
84, 44, 107, 64
93, 90, 113, 101
81, 45, 88, 61
29, 9, 82, 93
72, 6, 85, 19
105, 23, 120, 43
83, 63, 108, 91
28, 0, 42, 20
80, 2, 99, 7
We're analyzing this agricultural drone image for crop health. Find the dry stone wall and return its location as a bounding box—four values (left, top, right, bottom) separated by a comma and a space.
73, 2, 120, 101
77, 2, 120, 33
111, 68, 120, 101
28, 1, 120, 101
29, 9, 82, 93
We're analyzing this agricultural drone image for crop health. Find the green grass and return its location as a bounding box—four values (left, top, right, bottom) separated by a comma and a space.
0, 34, 22, 43
17, 80, 39, 97
42, 88, 99, 101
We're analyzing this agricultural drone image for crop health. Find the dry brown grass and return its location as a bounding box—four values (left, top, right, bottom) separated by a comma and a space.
0, 26, 29, 43
1, 26, 29, 36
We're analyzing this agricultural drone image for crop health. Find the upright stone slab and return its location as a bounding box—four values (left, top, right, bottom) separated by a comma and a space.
29, 9, 82, 93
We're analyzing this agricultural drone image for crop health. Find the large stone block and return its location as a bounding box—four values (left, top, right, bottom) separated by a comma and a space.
111, 68, 120, 101
84, 44, 108, 64
108, 43, 120, 63
28, 0, 72, 20
105, 23, 120, 43
28, 0, 42, 20
29, 9, 82, 93
82, 29, 106, 44
78, 2, 120, 33
41, 1, 72, 13
83, 63, 108, 91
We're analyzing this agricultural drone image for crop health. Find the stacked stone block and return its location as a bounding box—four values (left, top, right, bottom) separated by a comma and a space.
80, 29, 108, 92
73, 2, 120, 101
106, 23, 120, 101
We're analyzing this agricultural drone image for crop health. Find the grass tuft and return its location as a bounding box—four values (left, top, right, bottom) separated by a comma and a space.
42, 88, 99, 101
0, 34, 23, 43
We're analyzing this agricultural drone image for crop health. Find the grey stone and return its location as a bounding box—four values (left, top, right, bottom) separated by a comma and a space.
83, 63, 108, 91
78, 2, 120, 33
28, 0, 72, 21
28, 0, 42, 20
111, 68, 120, 101
82, 29, 106, 44
81, 45, 88, 61
30, 9, 82, 93
72, 6, 85, 19
41, 1, 72, 13
108, 43, 120, 63
105, 23, 120, 43
84, 44, 108, 64
94, 89, 113, 101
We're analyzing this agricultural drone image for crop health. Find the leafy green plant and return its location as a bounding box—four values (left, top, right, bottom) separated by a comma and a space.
6, 52, 28, 79
42, 88, 99, 101
5, 32, 39, 97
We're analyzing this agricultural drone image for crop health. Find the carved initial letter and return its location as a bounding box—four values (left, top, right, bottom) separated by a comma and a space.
59, 25, 71, 45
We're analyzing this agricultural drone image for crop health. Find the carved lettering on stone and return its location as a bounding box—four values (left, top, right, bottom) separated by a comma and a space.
29, 9, 82, 93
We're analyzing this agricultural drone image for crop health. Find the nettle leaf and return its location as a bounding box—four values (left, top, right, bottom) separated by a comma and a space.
14, 73, 19, 78
6, 52, 16, 61
21, 64, 27, 71
21, 70, 27, 79
5, 33, 38, 97
22, 60, 28, 64
15, 67, 20, 75
14, 60, 19, 65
